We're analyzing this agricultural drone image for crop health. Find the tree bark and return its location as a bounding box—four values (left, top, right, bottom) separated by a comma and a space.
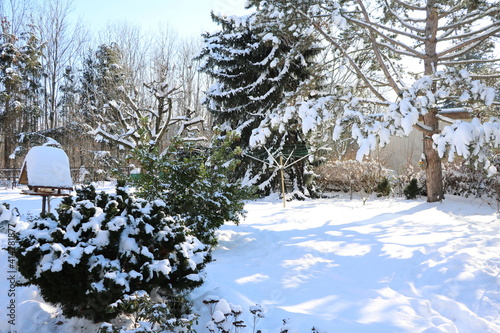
422, 0, 444, 202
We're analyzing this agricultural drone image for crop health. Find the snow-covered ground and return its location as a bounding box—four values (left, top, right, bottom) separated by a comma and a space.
0, 185, 499, 333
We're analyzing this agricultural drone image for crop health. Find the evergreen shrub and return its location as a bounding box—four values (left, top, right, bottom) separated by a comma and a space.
376, 177, 391, 197
13, 182, 210, 323
134, 136, 254, 246
404, 178, 422, 199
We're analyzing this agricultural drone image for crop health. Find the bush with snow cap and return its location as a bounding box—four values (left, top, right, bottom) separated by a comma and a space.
203, 296, 264, 333
12, 181, 210, 323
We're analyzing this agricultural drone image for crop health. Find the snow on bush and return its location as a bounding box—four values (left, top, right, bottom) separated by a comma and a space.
98, 292, 198, 333
202, 296, 264, 333
12, 182, 210, 323
442, 156, 500, 207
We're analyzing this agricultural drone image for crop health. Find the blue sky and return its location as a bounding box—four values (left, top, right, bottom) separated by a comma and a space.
72, 0, 248, 37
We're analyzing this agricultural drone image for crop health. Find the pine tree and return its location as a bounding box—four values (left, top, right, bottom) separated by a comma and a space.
13, 182, 210, 322
0, 19, 43, 168
197, 1, 328, 196
80, 43, 125, 128
291, 0, 500, 202
134, 135, 251, 246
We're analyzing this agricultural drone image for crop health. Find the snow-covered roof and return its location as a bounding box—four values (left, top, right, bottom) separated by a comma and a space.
19, 146, 73, 188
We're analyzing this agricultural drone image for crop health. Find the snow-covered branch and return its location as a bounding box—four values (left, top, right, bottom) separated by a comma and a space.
392, 0, 426, 12
355, 0, 404, 96
438, 26, 500, 58
382, 0, 426, 30
437, 6, 500, 32
346, 16, 425, 43
375, 41, 425, 58
290, 4, 386, 101
91, 126, 136, 150
440, 58, 500, 66
175, 116, 204, 137
438, 39, 488, 61
439, 22, 500, 42
434, 118, 500, 168
330, 70, 498, 163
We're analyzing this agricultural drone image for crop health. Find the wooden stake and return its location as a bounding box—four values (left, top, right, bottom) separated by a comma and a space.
42, 196, 46, 215
280, 155, 286, 207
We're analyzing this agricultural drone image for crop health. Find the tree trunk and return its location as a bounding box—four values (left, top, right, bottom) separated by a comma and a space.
423, 112, 443, 201
423, 0, 444, 202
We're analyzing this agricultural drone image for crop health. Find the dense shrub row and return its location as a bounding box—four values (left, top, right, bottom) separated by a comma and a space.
314, 157, 499, 206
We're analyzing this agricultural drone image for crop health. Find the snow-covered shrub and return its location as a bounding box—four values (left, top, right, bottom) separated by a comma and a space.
134, 137, 252, 246
0, 203, 12, 233
13, 182, 210, 323
98, 292, 198, 333
314, 159, 393, 195
203, 296, 264, 333
442, 157, 499, 202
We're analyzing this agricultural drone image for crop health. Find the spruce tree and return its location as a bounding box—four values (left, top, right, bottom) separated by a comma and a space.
197, 1, 328, 196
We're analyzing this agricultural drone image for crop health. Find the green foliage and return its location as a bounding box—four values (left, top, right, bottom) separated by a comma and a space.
134, 135, 253, 246
196, 3, 327, 195
12, 181, 210, 323
376, 177, 391, 197
404, 178, 422, 200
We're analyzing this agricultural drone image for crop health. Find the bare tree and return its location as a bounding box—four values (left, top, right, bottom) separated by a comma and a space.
0, 0, 31, 36
86, 24, 205, 154
34, 0, 86, 129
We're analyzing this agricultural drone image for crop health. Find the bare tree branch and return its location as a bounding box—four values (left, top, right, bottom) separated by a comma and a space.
355, 0, 403, 95
382, 0, 427, 29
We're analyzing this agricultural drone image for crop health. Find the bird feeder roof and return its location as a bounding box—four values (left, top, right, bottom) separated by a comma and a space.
19, 146, 73, 189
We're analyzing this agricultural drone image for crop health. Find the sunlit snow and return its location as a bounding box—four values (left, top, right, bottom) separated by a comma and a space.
0, 186, 498, 333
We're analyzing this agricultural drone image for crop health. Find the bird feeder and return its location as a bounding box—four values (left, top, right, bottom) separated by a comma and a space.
19, 146, 73, 214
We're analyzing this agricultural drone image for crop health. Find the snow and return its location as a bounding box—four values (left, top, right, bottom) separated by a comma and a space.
1, 187, 499, 332
21, 146, 73, 188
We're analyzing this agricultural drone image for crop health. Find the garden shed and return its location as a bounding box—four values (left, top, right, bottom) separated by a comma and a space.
19, 146, 73, 213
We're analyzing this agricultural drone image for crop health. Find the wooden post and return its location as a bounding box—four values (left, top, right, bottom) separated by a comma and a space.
280, 155, 286, 207
42, 196, 47, 215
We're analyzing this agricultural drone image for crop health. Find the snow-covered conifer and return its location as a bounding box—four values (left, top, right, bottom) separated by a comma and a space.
134, 136, 251, 246
197, 1, 329, 195
13, 181, 210, 322
0, 20, 44, 168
